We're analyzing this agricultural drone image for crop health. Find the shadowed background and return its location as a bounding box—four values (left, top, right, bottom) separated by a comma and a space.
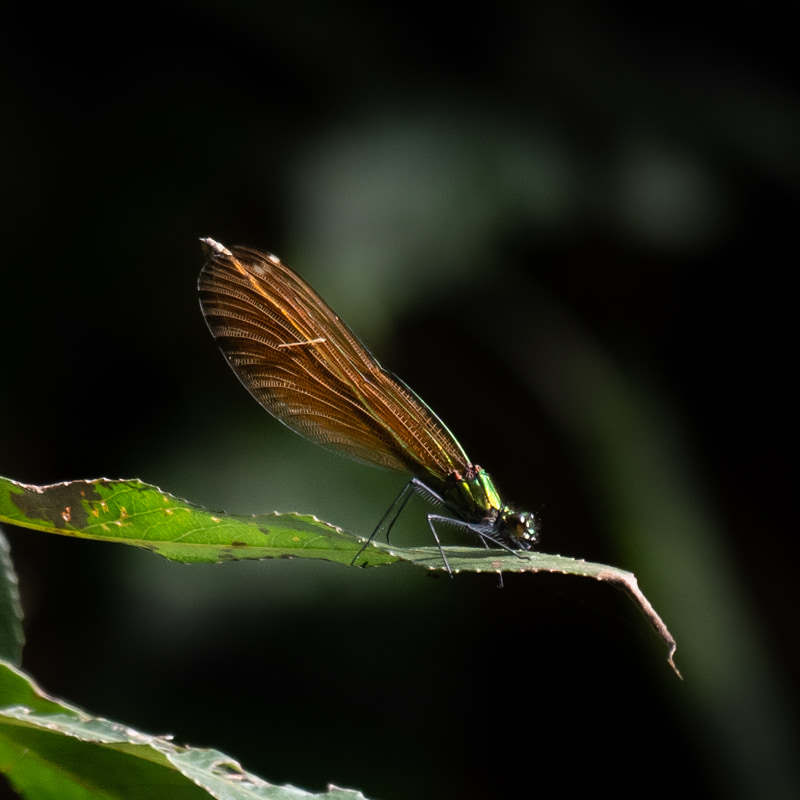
1, 2, 797, 799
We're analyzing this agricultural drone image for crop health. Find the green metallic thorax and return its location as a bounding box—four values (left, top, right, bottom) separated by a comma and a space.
443, 465, 503, 521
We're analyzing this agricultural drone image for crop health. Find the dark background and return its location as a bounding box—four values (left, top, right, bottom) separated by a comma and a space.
1, 2, 797, 799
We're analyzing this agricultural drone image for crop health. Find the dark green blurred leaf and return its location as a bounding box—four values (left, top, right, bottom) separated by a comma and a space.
0, 660, 371, 799
0, 529, 24, 666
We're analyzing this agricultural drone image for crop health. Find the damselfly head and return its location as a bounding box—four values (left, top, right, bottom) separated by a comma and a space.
501, 509, 539, 550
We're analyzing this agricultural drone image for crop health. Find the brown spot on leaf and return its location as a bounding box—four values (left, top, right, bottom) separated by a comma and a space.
10, 480, 102, 529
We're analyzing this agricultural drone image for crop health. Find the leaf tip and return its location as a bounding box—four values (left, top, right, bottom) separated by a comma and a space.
667, 645, 683, 680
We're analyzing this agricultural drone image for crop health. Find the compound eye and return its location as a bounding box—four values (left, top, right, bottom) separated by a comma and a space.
501, 510, 538, 549
510, 513, 527, 534
515, 513, 539, 548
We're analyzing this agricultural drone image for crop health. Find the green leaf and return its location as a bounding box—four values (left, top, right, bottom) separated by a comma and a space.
0, 476, 398, 567
0, 528, 24, 665
0, 659, 371, 800
0, 476, 679, 675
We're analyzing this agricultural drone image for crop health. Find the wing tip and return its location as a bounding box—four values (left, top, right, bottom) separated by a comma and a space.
200, 237, 232, 257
